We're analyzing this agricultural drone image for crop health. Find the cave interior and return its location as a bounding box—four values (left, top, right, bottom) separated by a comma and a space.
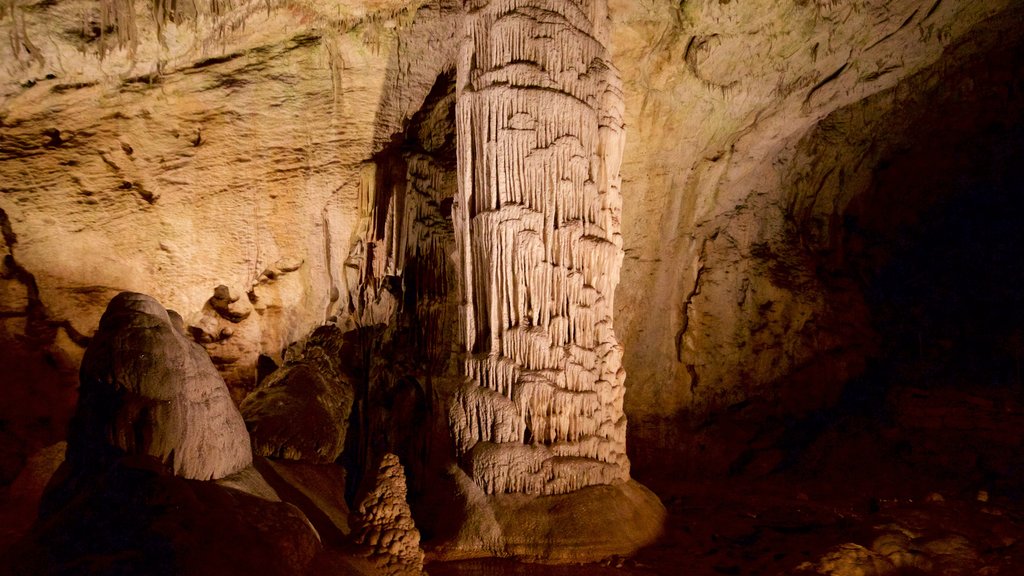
1, 1, 1024, 575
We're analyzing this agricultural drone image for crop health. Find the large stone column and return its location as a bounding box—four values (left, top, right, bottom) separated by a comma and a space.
449, 0, 629, 495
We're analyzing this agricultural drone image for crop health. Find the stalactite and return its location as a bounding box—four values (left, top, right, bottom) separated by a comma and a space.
451, 0, 629, 495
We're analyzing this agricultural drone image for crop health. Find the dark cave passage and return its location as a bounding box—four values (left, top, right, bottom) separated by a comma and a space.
863, 149, 1024, 392
842, 41, 1024, 403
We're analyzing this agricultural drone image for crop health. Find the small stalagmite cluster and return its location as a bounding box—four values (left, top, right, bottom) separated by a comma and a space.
449, 0, 629, 495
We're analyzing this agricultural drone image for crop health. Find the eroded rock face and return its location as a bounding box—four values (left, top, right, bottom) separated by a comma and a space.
3, 2, 1022, 568
3, 1, 1020, 479
0, 0, 446, 464
72, 291, 252, 480
2, 291, 323, 576
609, 0, 1022, 421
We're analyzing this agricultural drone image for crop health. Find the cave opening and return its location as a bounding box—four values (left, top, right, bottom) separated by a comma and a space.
859, 134, 1024, 394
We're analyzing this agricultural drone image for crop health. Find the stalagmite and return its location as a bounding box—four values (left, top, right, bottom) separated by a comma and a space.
450, 0, 630, 494
352, 453, 426, 576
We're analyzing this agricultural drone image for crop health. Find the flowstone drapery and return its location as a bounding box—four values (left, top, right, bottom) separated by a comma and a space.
448, 0, 630, 495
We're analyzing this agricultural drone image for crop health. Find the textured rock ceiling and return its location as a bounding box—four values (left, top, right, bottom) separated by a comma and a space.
1, 0, 1022, 478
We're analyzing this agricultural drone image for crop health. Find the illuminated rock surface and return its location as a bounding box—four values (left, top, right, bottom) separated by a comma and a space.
72, 291, 252, 480
448, 0, 630, 496
1, 0, 1024, 574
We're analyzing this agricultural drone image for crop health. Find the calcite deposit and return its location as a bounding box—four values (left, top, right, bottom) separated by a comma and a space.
72, 291, 252, 480
352, 453, 426, 576
448, 0, 630, 495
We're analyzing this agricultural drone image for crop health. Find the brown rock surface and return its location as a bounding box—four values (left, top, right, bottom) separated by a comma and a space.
1, 0, 1023, 572
0, 0, 455, 453
241, 325, 355, 463
609, 0, 1021, 418
2, 0, 1020, 457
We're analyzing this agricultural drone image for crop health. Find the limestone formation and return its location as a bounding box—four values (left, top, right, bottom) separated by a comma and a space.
448, 0, 630, 495
611, 0, 1022, 420
5, 458, 323, 576
2, 0, 1023, 572
3, 292, 324, 576
240, 325, 355, 463
2, 0, 1018, 488
72, 291, 252, 480
0, 0, 449, 447
352, 453, 425, 576
190, 260, 320, 400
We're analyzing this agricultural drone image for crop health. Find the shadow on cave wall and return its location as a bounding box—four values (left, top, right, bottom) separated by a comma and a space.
628, 8, 1024, 494
341, 68, 458, 521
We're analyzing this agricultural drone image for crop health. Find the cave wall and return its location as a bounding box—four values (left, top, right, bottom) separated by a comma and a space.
609, 0, 1021, 421
0, 0, 458, 480
2, 0, 1023, 483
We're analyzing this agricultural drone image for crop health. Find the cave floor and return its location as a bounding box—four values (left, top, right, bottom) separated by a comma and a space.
3, 383, 1023, 575
430, 384, 1024, 576
429, 479, 1024, 576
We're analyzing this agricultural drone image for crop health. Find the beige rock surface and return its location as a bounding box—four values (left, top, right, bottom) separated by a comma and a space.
73, 291, 252, 480
608, 0, 1020, 417
2, 0, 1018, 439
0, 0, 450, 393
447, 0, 631, 495
429, 464, 665, 562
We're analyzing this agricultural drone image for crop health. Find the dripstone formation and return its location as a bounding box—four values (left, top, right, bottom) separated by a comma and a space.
449, 0, 630, 495
352, 453, 426, 576
339, 0, 664, 559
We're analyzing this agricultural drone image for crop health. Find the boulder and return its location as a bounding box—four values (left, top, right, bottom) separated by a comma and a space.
70, 292, 252, 481
241, 325, 354, 463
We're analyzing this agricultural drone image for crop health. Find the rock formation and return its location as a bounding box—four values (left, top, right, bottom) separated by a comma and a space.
2, 0, 1024, 573
0, 1, 443, 480
331, 1, 666, 560
352, 453, 425, 576
447, 0, 630, 496
3, 291, 323, 576
241, 325, 355, 463
72, 291, 252, 480
611, 0, 1023, 421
